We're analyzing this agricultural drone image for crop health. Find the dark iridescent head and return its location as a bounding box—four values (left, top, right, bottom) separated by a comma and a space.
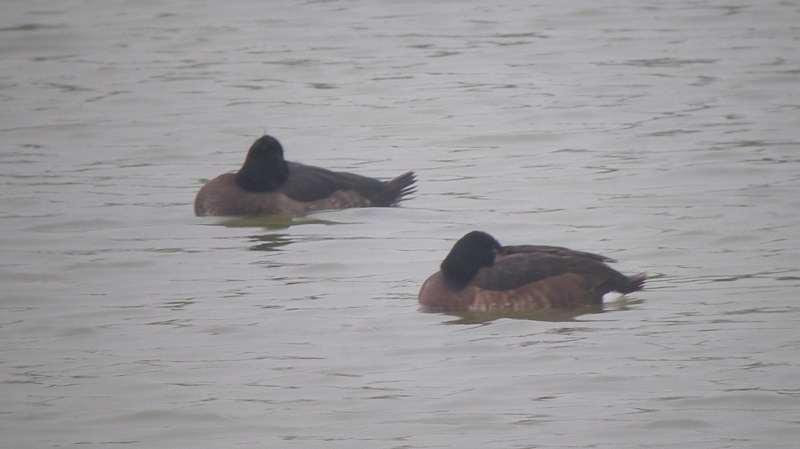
235, 135, 289, 192
440, 231, 502, 287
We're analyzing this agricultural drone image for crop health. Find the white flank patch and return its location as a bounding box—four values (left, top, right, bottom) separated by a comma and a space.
602, 291, 624, 303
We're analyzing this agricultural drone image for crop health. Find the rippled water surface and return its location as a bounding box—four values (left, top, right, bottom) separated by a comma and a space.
2, 1, 799, 448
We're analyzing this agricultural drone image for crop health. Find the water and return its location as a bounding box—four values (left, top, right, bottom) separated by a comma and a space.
2, 1, 799, 448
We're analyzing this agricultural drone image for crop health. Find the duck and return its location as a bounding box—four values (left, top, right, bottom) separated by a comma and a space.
418, 231, 646, 312
194, 135, 417, 216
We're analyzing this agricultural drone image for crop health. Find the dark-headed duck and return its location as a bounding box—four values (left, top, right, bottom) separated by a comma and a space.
194, 135, 417, 216
419, 231, 646, 312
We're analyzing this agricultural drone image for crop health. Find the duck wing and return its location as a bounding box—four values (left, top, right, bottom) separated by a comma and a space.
472, 253, 570, 291
473, 251, 633, 293
501, 245, 616, 263
278, 162, 415, 205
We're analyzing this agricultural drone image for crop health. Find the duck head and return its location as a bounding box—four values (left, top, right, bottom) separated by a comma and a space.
440, 231, 502, 288
235, 135, 290, 192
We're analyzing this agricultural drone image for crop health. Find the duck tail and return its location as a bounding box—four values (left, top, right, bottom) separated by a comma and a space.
380, 171, 417, 206
618, 272, 647, 294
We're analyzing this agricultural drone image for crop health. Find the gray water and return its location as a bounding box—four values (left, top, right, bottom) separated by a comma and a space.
2, 1, 799, 448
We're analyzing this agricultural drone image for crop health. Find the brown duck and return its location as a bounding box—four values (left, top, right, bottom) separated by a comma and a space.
194, 135, 416, 216
419, 231, 646, 312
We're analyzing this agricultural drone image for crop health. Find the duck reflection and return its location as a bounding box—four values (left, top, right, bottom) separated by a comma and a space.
248, 233, 293, 252
214, 213, 341, 251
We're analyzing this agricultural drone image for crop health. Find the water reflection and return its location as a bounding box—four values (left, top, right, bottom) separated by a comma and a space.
248, 233, 293, 252
212, 214, 344, 251
217, 214, 341, 230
